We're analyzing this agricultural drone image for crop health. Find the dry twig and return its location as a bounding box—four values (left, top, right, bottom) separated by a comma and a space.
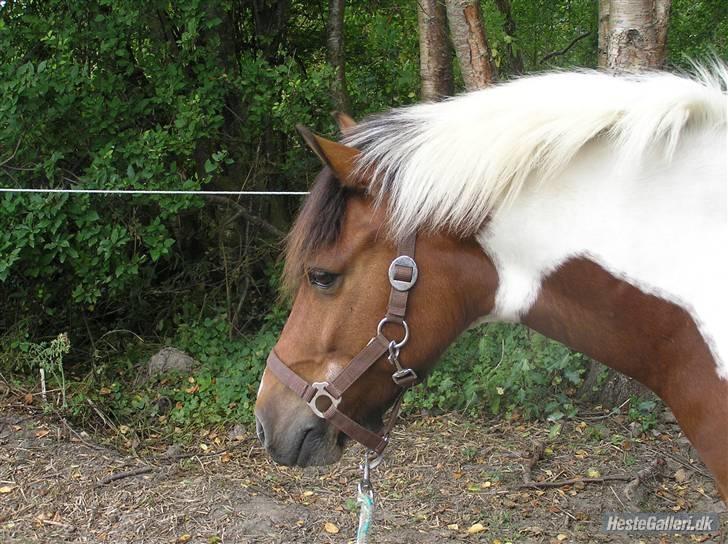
98, 466, 153, 486
520, 474, 632, 489
623, 457, 665, 500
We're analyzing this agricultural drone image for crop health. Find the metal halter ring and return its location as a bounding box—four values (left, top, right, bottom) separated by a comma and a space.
307, 382, 341, 419
377, 318, 409, 349
388, 255, 418, 291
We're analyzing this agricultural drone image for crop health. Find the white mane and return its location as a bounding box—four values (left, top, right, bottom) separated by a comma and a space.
344, 65, 728, 239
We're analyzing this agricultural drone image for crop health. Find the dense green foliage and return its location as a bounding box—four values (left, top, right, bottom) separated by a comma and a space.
1, 0, 726, 432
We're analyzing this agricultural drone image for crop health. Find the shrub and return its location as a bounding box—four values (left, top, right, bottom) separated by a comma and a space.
407, 323, 588, 421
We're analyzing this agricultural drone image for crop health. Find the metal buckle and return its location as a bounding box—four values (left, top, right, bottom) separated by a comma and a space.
388, 255, 418, 291
307, 382, 341, 419
392, 368, 418, 386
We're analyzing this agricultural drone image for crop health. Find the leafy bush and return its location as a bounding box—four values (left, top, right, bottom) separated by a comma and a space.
407, 324, 588, 421
164, 309, 286, 426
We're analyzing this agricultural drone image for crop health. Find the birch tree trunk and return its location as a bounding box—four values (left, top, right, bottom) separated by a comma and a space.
327, 0, 351, 113
606, 0, 672, 71
418, 0, 453, 101
445, 0, 495, 90
653, 0, 672, 67
597, 0, 610, 68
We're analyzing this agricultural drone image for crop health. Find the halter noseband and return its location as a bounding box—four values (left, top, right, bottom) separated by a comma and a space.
265, 233, 420, 459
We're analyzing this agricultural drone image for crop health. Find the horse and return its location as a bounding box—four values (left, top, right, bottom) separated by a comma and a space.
254, 66, 728, 503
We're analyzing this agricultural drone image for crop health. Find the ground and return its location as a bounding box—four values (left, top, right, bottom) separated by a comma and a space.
1, 395, 726, 544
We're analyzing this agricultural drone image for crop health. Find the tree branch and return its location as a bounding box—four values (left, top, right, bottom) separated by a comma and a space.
540, 31, 591, 64
0, 138, 22, 168
206, 195, 285, 238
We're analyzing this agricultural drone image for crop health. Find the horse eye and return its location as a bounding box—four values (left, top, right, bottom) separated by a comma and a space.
307, 269, 339, 289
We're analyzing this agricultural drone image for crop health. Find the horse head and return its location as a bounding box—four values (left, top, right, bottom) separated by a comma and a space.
254, 121, 497, 466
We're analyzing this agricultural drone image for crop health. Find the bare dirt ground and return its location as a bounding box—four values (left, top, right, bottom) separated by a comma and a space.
1, 396, 726, 544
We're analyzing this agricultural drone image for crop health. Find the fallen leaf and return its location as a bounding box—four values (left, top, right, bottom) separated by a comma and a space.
0, 486, 16, 494
674, 468, 688, 483
35, 429, 50, 438
557, 534, 568, 541
302, 490, 314, 497
447, 524, 459, 530
99, 387, 111, 395
467, 522, 485, 534
586, 469, 601, 478
23, 393, 34, 405
481, 481, 492, 488
177, 535, 191, 543
220, 452, 232, 463
323, 522, 339, 534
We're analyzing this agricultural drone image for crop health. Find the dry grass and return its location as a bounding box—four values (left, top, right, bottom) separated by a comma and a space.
0, 396, 726, 543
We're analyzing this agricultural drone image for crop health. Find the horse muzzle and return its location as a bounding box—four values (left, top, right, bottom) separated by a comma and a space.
255, 407, 344, 467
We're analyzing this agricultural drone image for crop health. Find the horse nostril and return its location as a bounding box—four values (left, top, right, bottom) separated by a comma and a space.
255, 416, 265, 445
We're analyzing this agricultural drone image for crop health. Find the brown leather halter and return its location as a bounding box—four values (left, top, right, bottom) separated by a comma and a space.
265, 233, 419, 458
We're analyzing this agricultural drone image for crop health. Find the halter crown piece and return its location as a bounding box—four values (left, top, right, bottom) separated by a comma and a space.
265, 232, 420, 461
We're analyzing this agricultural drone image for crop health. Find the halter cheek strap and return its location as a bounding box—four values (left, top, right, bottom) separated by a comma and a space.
265, 233, 419, 456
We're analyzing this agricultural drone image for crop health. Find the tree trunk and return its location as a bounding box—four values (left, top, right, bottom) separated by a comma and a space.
252, 0, 290, 63
654, 0, 672, 67
606, 0, 672, 71
493, 0, 524, 75
597, 0, 610, 68
417, 0, 453, 101
327, 0, 351, 114
582, 0, 673, 408
445, 0, 495, 90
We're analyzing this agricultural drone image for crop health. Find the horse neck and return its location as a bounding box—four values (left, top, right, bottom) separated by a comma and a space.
518, 255, 728, 502
474, 131, 728, 500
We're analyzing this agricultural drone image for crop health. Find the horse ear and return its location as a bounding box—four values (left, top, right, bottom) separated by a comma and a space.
332, 111, 357, 135
296, 124, 363, 188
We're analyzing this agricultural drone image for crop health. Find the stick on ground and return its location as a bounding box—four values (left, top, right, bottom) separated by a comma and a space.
98, 466, 153, 486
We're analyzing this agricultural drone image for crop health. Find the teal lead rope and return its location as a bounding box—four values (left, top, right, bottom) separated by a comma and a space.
355, 451, 380, 543
356, 483, 375, 543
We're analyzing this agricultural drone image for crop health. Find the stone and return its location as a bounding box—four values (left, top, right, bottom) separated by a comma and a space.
145, 347, 198, 379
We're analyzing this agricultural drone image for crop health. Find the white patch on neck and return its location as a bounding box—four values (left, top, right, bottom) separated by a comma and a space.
477, 128, 728, 379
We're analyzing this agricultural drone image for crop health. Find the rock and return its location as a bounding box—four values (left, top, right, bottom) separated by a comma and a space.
661, 408, 677, 424
228, 424, 246, 442
145, 348, 198, 379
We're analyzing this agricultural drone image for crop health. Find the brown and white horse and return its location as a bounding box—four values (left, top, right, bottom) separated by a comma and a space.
255, 68, 728, 501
